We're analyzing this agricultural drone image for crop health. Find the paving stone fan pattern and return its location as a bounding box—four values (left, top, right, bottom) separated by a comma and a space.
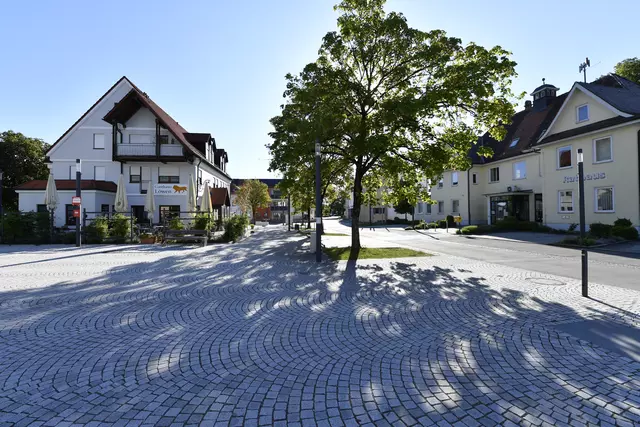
0, 228, 639, 426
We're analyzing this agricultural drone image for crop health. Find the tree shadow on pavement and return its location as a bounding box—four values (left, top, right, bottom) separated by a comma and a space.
0, 227, 638, 426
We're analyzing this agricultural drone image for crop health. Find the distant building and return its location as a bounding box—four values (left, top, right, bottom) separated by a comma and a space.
230, 178, 290, 223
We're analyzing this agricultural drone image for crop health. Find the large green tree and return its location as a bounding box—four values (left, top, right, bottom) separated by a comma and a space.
614, 57, 640, 84
236, 180, 271, 222
268, 0, 518, 259
0, 131, 50, 211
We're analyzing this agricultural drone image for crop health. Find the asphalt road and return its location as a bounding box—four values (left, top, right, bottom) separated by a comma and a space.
323, 219, 640, 292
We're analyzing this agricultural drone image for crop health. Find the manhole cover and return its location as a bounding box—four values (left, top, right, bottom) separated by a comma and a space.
525, 278, 566, 286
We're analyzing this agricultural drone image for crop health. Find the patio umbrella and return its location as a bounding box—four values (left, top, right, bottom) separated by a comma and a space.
200, 181, 212, 214
144, 181, 155, 225
44, 172, 59, 211
114, 174, 129, 213
187, 174, 197, 215
44, 172, 59, 240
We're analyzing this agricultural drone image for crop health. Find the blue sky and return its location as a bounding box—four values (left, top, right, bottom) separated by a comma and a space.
1, 0, 638, 178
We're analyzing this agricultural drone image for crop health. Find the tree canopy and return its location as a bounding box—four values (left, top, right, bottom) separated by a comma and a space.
267, 0, 518, 259
0, 130, 50, 211
235, 180, 271, 221
614, 57, 640, 84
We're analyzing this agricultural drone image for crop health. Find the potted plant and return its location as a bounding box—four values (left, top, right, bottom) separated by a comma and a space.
139, 232, 156, 244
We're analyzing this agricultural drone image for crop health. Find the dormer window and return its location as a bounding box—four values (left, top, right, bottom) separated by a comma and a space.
576, 104, 589, 123
509, 138, 520, 148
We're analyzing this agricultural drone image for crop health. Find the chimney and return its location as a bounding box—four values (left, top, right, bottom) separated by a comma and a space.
524, 100, 532, 110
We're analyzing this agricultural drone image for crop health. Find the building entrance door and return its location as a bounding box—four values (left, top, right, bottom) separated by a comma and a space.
534, 194, 543, 223
490, 194, 530, 224
132, 205, 146, 225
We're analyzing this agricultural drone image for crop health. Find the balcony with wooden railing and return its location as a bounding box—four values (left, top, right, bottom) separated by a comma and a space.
115, 143, 184, 159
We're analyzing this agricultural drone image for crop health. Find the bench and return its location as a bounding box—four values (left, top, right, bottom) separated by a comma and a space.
163, 229, 208, 247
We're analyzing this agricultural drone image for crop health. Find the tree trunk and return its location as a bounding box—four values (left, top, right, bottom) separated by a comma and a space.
307, 207, 311, 229
349, 169, 363, 260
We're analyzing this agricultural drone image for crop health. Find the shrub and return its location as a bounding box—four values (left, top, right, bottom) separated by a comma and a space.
2, 212, 51, 244
168, 216, 183, 230
110, 213, 134, 240
493, 219, 544, 232
223, 215, 249, 242
84, 216, 109, 243
59, 231, 76, 244
456, 225, 494, 235
428, 222, 439, 229
562, 237, 597, 246
457, 225, 477, 235
193, 213, 213, 231
438, 220, 447, 228
446, 215, 455, 227
589, 223, 613, 238
611, 226, 639, 241
568, 223, 578, 232
614, 218, 633, 227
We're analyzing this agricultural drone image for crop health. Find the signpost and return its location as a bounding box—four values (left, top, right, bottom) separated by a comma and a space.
454, 216, 462, 233
75, 159, 81, 247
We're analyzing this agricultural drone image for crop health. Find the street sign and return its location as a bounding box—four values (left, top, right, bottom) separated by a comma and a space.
72, 196, 82, 206
72, 209, 80, 218
454, 216, 462, 223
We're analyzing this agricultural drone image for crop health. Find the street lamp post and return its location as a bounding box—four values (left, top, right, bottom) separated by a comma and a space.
577, 148, 588, 297
315, 138, 322, 262
75, 159, 82, 248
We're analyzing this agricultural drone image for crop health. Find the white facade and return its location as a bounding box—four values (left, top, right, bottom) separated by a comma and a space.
17, 77, 232, 227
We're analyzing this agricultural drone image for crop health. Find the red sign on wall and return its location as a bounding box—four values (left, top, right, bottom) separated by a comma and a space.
72, 196, 82, 206
72, 209, 80, 218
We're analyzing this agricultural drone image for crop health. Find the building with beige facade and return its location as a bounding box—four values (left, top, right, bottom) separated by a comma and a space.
415, 74, 640, 230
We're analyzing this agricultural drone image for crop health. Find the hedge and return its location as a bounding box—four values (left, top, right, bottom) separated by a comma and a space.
2, 212, 51, 244
611, 226, 639, 241
589, 223, 613, 238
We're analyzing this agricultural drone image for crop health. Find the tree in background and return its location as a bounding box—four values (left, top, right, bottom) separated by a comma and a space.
236, 180, 271, 223
268, 0, 518, 259
0, 131, 50, 211
393, 198, 414, 221
614, 58, 640, 84
330, 197, 347, 217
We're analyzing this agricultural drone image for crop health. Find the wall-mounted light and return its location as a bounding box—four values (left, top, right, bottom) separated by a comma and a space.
577, 148, 583, 165
75, 159, 82, 173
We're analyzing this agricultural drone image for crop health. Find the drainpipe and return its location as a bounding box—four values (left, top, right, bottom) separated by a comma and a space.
467, 164, 473, 226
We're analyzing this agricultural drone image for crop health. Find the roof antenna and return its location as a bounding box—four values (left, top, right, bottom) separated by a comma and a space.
542, 78, 545, 85
579, 57, 591, 83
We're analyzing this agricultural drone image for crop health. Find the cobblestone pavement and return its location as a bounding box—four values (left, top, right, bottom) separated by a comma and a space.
1, 227, 639, 426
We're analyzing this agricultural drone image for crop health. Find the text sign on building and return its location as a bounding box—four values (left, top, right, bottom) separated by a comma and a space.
154, 184, 187, 195
72, 209, 80, 218
563, 172, 606, 183
72, 196, 82, 206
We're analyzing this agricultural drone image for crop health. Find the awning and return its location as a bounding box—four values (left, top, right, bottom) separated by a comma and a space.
483, 190, 534, 197
211, 187, 231, 207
